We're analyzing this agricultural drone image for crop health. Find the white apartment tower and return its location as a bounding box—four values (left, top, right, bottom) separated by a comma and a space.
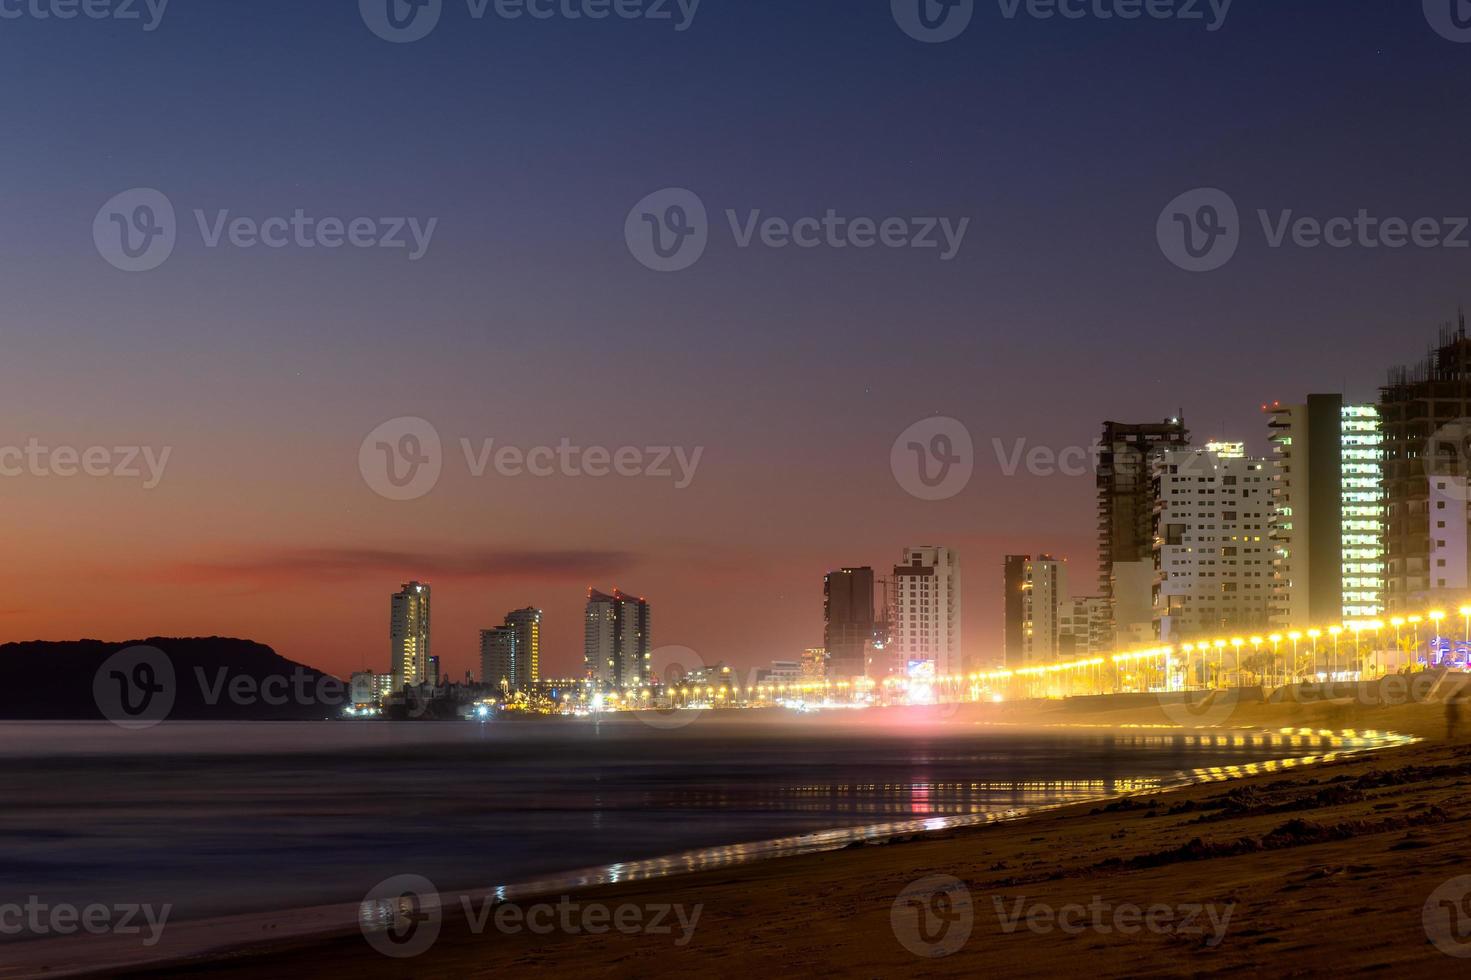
1021, 555, 1068, 664
389, 581, 431, 689
891, 546, 962, 676
1266, 396, 1385, 625
1153, 448, 1273, 641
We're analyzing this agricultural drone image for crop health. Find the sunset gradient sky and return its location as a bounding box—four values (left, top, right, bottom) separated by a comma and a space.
3, 1, 1470, 679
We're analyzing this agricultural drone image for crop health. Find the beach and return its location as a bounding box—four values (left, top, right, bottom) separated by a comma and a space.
93, 679, 1471, 978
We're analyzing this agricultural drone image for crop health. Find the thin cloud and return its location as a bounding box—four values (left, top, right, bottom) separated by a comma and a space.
165, 547, 637, 586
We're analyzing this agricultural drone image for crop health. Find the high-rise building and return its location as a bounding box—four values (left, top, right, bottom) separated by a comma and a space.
1059, 596, 1111, 658
1153, 448, 1272, 641
800, 647, 828, 680
389, 581, 431, 689
1003, 554, 1069, 665
1381, 320, 1471, 611
503, 607, 542, 687
584, 589, 651, 689
1002, 555, 1029, 667
1265, 395, 1385, 626
891, 546, 962, 676
480, 626, 518, 692
823, 567, 875, 679
1097, 418, 1190, 643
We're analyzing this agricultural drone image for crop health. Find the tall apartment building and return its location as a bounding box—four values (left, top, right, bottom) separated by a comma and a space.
389, 581, 431, 689
1097, 418, 1190, 645
479, 626, 518, 692
584, 589, 651, 689
891, 546, 962, 676
503, 607, 542, 687
1265, 395, 1385, 626
1059, 596, 1111, 658
1152, 447, 1272, 641
1381, 320, 1471, 610
823, 567, 875, 679
1002, 555, 1029, 668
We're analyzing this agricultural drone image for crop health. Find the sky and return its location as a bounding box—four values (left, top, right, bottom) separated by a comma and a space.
3, 0, 1471, 680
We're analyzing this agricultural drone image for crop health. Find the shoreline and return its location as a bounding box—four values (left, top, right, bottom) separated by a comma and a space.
15, 684, 1470, 978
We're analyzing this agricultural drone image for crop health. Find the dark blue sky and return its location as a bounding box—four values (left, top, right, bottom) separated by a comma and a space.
5, 0, 1471, 673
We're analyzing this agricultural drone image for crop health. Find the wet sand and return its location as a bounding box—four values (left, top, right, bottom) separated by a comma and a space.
101, 682, 1471, 977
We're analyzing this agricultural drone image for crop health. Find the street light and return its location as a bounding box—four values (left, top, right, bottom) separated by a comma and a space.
1431, 610, 1447, 666
1269, 634, 1283, 687
1289, 631, 1302, 685
1307, 629, 1322, 680
1213, 639, 1227, 687
1230, 638, 1245, 688
1329, 626, 1342, 681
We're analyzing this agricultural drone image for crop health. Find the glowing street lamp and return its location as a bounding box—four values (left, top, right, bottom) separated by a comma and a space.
1328, 626, 1342, 680
1288, 631, 1302, 685
1268, 634, 1283, 687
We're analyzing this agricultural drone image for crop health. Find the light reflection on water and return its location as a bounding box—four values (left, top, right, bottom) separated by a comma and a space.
0, 721, 1406, 938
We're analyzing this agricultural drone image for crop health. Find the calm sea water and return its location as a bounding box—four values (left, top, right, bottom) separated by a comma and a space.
0, 717, 1320, 931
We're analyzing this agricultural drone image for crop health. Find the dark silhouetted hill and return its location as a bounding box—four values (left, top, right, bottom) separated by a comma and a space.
0, 637, 345, 720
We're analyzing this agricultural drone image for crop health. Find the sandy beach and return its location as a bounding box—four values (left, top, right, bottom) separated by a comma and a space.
98, 681, 1471, 977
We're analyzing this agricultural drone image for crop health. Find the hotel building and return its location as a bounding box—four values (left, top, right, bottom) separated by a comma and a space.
1152, 445, 1273, 641
389, 581, 431, 689
891, 546, 962, 676
1265, 394, 1386, 625
584, 589, 651, 689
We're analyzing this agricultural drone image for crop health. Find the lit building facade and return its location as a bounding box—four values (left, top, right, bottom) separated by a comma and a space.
1004, 554, 1068, 665
503, 607, 542, 687
891, 546, 962, 676
823, 567, 875, 679
1266, 395, 1385, 625
389, 581, 431, 689
1097, 418, 1191, 645
1152, 448, 1272, 641
480, 626, 518, 692
584, 589, 651, 689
